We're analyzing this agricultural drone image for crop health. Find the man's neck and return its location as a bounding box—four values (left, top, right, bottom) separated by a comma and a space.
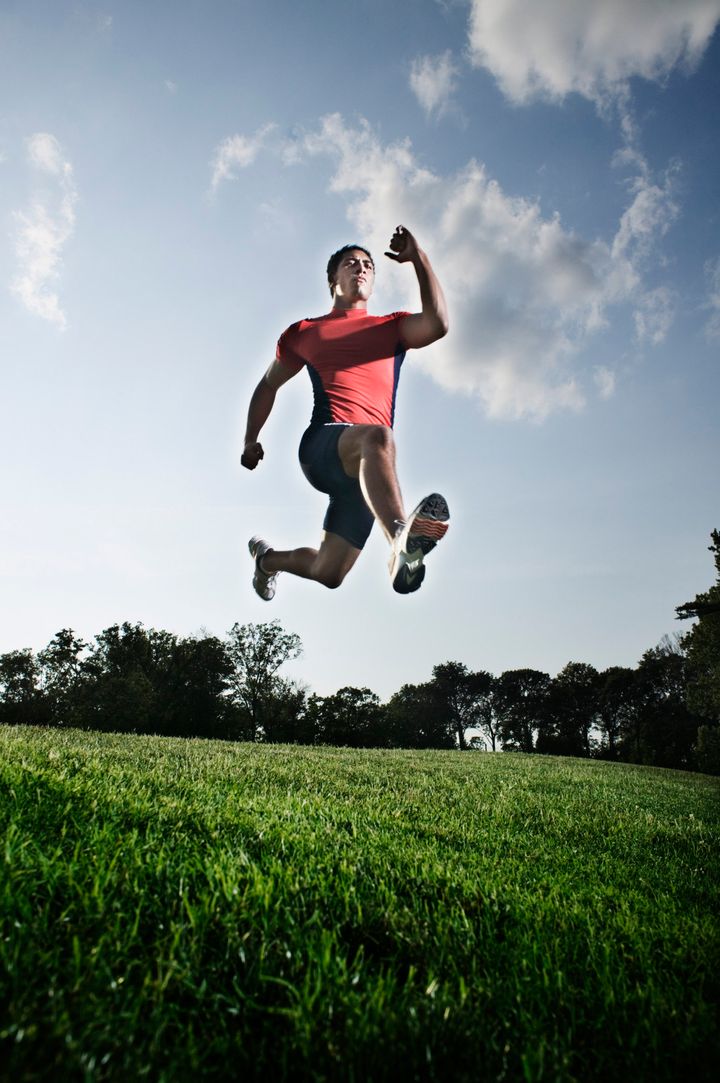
332, 297, 368, 312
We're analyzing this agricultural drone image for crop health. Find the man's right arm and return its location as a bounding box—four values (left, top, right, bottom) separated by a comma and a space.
241, 359, 299, 470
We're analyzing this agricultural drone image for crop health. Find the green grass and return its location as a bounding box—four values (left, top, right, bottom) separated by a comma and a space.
1, 727, 718, 1082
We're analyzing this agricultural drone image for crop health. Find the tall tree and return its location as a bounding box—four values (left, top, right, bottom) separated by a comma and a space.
0, 649, 44, 726
596, 666, 638, 761
308, 686, 386, 748
81, 623, 177, 733
541, 662, 601, 758
37, 629, 87, 728
384, 682, 455, 750
494, 669, 551, 753
428, 662, 494, 750
676, 529, 720, 724
311, 687, 388, 747
261, 679, 312, 744
632, 637, 699, 769
225, 620, 302, 741
158, 634, 233, 738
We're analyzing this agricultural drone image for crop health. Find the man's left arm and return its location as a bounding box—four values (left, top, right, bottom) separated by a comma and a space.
386, 225, 449, 349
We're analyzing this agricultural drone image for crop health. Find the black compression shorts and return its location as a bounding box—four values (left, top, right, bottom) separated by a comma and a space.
298, 424, 374, 550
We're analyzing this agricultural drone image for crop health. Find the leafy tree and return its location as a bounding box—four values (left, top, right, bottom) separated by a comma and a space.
596, 667, 638, 760
309, 687, 386, 748
540, 662, 601, 757
158, 634, 233, 738
80, 623, 177, 733
0, 649, 45, 726
494, 669, 551, 753
261, 679, 313, 744
225, 620, 302, 741
676, 529, 720, 723
384, 683, 455, 749
427, 662, 494, 750
37, 629, 88, 727
631, 637, 699, 769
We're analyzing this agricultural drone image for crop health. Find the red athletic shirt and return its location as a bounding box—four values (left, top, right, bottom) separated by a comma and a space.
276, 308, 411, 428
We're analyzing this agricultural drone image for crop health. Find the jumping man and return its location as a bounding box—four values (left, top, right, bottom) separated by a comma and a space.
241, 224, 450, 599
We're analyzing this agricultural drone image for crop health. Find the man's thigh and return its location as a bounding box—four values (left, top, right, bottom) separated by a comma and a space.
300, 425, 374, 549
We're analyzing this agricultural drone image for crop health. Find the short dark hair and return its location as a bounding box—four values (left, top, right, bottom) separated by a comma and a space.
326, 244, 374, 296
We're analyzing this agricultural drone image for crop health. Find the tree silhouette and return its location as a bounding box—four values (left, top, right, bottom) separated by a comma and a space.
308, 687, 385, 747
0, 649, 44, 726
541, 662, 601, 757
225, 620, 302, 741
384, 683, 455, 749
428, 662, 494, 750
494, 669, 551, 753
596, 667, 637, 760
676, 529, 720, 724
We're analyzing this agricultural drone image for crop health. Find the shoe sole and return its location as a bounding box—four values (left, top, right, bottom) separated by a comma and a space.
406, 493, 449, 555
391, 493, 449, 594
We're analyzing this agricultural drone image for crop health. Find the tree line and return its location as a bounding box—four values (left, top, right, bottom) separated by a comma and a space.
2, 533, 718, 774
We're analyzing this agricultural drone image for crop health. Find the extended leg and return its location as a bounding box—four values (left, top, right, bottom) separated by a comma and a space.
337, 425, 405, 542
338, 424, 450, 593
252, 531, 361, 593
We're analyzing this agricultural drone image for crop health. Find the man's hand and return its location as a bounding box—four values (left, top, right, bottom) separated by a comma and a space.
241, 441, 264, 470
389, 224, 449, 348
385, 224, 420, 264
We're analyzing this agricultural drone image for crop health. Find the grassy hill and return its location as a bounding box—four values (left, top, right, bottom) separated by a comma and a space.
1, 725, 718, 1082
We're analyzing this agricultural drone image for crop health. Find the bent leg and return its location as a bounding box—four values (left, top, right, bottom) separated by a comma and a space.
260, 531, 361, 589
337, 425, 405, 542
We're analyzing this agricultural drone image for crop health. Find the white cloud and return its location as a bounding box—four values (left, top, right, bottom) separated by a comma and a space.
611, 161, 679, 264
288, 114, 671, 419
209, 124, 276, 192
27, 131, 67, 175
593, 367, 616, 399
409, 50, 460, 119
214, 113, 681, 419
165, 79, 178, 94
633, 287, 676, 345
703, 257, 720, 340
467, 0, 720, 105
10, 133, 78, 330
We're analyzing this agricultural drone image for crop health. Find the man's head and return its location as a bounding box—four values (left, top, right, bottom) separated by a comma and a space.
326, 244, 375, 303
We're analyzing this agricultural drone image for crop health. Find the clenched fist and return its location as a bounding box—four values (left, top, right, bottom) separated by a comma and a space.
241, 441, 264, 470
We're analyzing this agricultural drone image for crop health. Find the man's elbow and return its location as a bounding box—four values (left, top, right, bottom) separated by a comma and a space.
431, 314, 449, 342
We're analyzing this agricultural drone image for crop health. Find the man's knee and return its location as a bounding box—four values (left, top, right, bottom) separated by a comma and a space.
339, 424, 394, 476
363, 425, 394, 454
315, 567, 346, 590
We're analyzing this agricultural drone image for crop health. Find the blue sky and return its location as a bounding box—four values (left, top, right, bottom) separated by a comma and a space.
1, 0, 719, 699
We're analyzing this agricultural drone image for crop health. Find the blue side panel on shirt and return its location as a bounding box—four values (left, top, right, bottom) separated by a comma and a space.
306, 363, 333, 426
390, 347, 406, 428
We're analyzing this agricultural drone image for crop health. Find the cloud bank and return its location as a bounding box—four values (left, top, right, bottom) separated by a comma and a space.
11, 133, 78, 330
467, 0, 720, 105
214, 114, 678, 420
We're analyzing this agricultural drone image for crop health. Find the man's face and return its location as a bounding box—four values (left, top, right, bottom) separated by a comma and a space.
332, 249, 375, 302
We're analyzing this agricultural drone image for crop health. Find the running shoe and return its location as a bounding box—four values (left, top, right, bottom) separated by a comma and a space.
248, 536, 278, 601
389, 493, 449, 594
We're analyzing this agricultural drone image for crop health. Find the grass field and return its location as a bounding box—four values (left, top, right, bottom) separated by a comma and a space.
0, 726, 718, 1082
